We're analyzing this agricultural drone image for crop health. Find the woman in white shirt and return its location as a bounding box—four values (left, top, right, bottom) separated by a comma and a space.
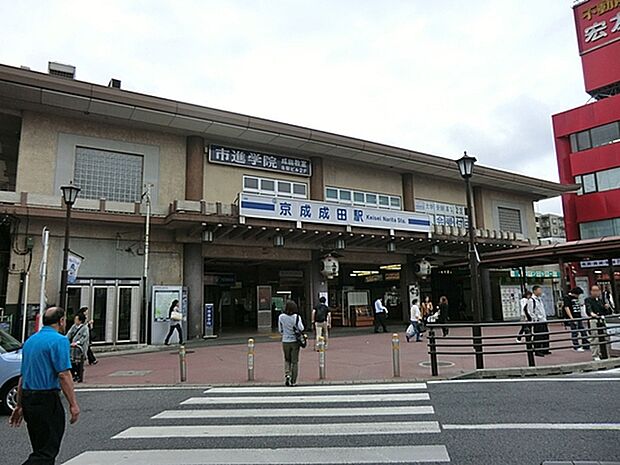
278, 300, 305, 386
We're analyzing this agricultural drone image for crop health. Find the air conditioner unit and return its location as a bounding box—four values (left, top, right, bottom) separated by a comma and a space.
48, 61, 76, 79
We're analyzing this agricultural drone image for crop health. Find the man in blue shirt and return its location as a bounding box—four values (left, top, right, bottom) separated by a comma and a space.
9, 307, 80, 465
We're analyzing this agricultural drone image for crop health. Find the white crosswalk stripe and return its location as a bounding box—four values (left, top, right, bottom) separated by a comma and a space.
153, 405, 435, 419
62, 446, 451, 464
181, 392, 430, 404
63, 382, 451, 464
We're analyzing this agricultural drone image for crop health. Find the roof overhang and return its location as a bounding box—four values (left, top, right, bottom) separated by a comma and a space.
476, 235, 620, 267
0, 63, 573, 200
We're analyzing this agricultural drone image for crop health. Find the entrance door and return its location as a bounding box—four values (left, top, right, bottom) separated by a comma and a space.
116, 286, 141, 342
91, 287, 109, 343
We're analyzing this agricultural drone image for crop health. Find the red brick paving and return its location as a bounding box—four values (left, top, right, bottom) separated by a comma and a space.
81, 323, 598, 386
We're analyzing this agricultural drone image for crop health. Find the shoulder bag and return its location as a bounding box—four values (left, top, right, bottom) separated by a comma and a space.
294, 315, 307, 348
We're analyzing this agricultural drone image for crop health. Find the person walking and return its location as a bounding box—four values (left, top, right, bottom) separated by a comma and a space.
562, 287, 589, 352
421, 296, 433, 323
527, 285, 551, 357
516, 291, 532, 343
77, 307, 97, 365
9, 307, 80, 465
406, 299, 422, 343
278, 300, 304, 386
66, 312, 90, 383
585, 284, 612, 361
373, 297, 388, 333
164, 299, 183, 345
437, 296, 449, 337
312, 296, 331, 350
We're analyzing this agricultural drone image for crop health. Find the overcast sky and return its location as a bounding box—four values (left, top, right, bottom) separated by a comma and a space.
2, 0, 588, 214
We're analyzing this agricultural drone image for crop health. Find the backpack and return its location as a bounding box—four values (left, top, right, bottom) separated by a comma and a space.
315, 304, 329, 322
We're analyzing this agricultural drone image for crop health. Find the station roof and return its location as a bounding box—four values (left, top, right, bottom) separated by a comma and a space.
0, 63, 574, 200
478, 235, 620, 267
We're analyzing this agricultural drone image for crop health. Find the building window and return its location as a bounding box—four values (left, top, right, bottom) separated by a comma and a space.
575, 166, 620, 195
569, 121, 620, 153
497, 207, 523, 234
0, 113, 21, 192
74, 147, 143, 203
325, 187, 402, 210
243, 175, 307, 198
579, 218, 620, 239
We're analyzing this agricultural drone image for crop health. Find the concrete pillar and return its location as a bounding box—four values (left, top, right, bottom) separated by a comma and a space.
183, 243, 203, 338
472, 186, 485, 229
186, 136, 204, 201
308, 251, 328, 320
480, 267, 493, 322
310, 157, 324, 201
402, 173, 415, 212
400, 255, 418, 324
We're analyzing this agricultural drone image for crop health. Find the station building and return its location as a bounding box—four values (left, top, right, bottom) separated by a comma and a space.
0, 62, 569, 344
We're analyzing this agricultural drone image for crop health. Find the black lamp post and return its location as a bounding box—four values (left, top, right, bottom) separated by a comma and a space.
59, 182, 80, 311
456, 151, 484, 368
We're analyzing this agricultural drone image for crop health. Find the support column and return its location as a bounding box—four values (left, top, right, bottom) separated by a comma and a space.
607, 257, 618, 311
472, 186, 485, 229
308, 251, 328, 321
310, 157, 324, 201
480, 267, 493, 322
402, 173, 415, 212
183, 243, 203, 339
400, 255, 418, 324
186, 136, 204, 201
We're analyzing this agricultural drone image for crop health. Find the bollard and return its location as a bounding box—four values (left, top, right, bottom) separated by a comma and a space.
391, 333, 401, 378
179, 345, 187, 383
318, 336, 326, 380
247, 338, 255, 381
428, 327, 439, 377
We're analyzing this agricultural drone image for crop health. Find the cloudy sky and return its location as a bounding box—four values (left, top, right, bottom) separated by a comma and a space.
2, 1, 588, 214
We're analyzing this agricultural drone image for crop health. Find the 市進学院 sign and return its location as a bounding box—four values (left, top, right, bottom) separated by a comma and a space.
208, 144, 311, 176
239, 194, 431, 233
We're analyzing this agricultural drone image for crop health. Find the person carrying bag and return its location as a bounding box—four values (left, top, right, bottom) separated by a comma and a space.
278, 300, 306, 386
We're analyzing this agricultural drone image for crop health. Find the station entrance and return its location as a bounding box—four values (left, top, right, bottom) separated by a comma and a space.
204, 259, 308, 335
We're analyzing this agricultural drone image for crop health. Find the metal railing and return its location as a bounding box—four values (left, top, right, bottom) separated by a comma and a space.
426, 314, 619, 376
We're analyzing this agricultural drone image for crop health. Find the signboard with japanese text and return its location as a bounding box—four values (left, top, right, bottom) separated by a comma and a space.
208, 144, 311, 177
580, 258, 620, 268
574, 0, 620, 55
239, 194, 431, 233
509, 270, 561, 278
573, 0, 620, 93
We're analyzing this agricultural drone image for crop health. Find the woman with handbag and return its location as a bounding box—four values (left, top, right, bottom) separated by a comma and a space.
66, 312, 90, 383
164, 299, 184, 345
278, 300, 305, 386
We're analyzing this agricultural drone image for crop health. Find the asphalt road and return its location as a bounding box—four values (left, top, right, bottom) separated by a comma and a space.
0, 372, 618, 465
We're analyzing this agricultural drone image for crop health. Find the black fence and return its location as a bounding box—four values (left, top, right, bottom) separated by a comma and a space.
426, 314, 620, 376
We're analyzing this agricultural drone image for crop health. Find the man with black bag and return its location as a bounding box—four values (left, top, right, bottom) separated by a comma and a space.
585, 284, 612, 361
312, 296, 331, 350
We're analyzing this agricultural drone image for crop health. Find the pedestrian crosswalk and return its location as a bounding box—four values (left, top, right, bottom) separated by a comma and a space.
62, 382, 451, 464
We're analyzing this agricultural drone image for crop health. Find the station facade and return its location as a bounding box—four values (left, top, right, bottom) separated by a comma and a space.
0, 63, 569, 343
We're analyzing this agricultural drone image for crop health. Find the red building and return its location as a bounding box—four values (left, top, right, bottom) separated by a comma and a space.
554, 0, 620, 241
553, 0, 620, 288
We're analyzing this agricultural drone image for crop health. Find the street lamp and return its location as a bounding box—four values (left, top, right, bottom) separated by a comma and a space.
59, 182, 80, 311
456, 151, 484, 368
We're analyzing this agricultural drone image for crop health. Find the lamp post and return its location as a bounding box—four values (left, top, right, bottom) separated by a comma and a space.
59, 183, 80, 311
456, 152, 484, 369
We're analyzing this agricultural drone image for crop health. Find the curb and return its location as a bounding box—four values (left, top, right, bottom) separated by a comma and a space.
450, 357, 620, 380
76, 377, 443, 390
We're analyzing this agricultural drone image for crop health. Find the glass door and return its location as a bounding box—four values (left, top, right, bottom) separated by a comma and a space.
66, 287, 82, 322
91, 287, 108, 344
116, 287, 132, 342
